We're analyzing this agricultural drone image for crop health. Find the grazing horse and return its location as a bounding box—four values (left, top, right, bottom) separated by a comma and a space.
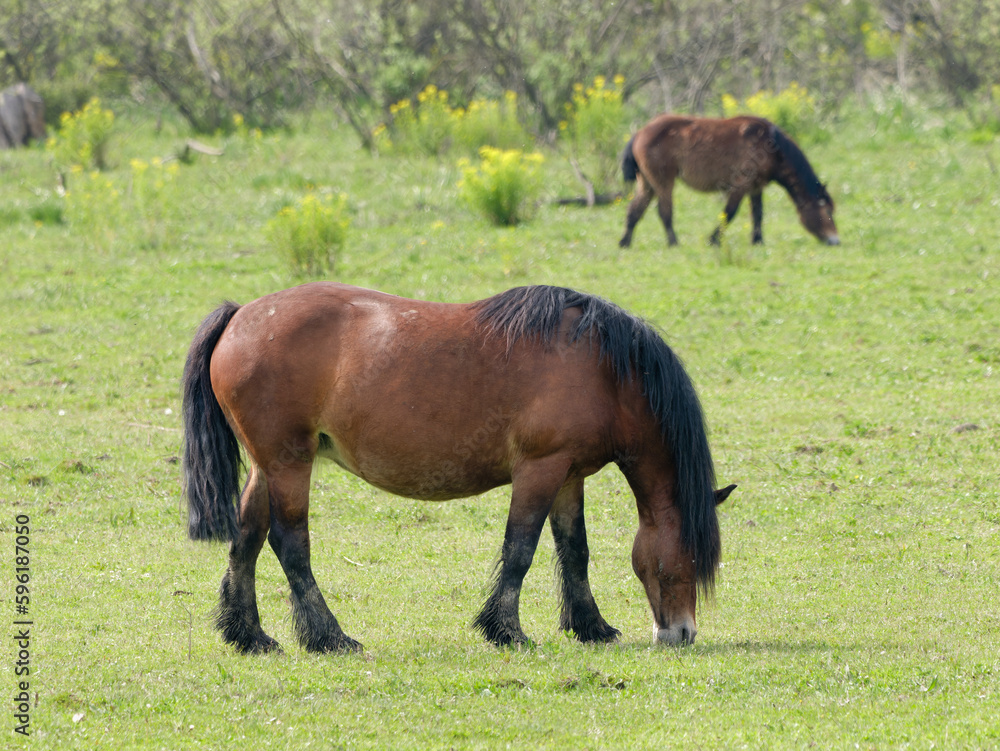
619, 115, 839, 248
182, 282, 735, 654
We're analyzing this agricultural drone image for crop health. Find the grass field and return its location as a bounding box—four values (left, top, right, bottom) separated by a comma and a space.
2, 99, 999, 749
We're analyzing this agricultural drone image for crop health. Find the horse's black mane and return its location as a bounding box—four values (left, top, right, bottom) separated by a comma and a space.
473, 285, 719, 588
473, 286, 699, 443
771, 126, 830, 202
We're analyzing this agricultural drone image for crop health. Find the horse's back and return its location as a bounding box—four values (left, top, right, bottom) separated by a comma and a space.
633, 114, 775, 193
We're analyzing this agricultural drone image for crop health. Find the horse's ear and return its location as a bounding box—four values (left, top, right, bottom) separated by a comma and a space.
714, 484, 737, 505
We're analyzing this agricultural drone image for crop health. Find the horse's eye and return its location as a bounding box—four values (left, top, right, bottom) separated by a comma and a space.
818, 199, 826, 207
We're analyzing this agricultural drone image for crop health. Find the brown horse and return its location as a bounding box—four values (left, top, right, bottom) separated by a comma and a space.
619, 114, 839, 248
182, 283, 735, 654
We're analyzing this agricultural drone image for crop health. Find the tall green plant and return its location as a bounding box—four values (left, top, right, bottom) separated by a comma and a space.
377, 86, 532, 156
721, 83, 821, 141
452, 91, 530, 153
381, 85, 455, 156
266, 192, 350, 277
47, 98, 115, 170
458, 147, 545, 226
560, 75, 629, 196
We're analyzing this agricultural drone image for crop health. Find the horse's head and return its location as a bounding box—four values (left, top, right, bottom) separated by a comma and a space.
799, 184, 839, 245
631, 484, 735, 645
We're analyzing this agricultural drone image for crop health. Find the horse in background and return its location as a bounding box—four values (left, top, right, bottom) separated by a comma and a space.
182, 282, 735, 654
619, 115, 839, 248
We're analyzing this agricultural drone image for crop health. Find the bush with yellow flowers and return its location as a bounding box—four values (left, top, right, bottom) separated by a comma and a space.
451, 91, 530, 153
266, 192, 350, 277
62, 168, 124, 251
376, 86, 531, 156
559, 75, 629, 195
48, 98, 115, 171
129, 157, 182, 249
379, 85, 454, 156
458, 147, 545, 226
721, 82, 818, 140
62, 155, 184, 251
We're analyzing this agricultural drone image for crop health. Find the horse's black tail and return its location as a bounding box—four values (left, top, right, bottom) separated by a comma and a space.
182, 301, 243, 542
621, 135, 639, 183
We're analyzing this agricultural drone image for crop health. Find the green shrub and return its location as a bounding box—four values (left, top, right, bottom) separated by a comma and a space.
381, 85, 454, 156
559, 75, 629, 194
60, 156, 182, 251
376, 86, 531, 156
458, 146, 545, 226
34, 78, 96, 130
452, 91, 530, 153
27, 200, 64, 226
129, 157, 182, 249
266, 192, 349, 277
968, 84, 1000, 144
62, 168, 126, 251
47, 98, 115, 170
721, 82, 819, 140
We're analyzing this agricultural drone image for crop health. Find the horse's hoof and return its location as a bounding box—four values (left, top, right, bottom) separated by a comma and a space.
497, 636, 533, 650
234, 632, 282, 655
485, 627, 531, 649
571, 622, 621, 644
618, 237, 631, 248
306, 633, 364, 654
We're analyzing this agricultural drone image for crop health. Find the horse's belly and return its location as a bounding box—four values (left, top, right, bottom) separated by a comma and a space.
318, 434, 511, 501
677, 162, 734, 193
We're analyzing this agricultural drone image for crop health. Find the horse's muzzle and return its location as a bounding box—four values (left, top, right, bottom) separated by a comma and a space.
655, 622, 697, 646
826, 234, 841, 246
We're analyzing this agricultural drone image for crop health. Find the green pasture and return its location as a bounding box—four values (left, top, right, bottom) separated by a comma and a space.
1, 102, 999, 749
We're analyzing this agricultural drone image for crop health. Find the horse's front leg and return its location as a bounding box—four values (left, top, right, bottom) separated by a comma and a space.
216, 463, 282, 653
550, 478, 620, 643
710, 189, 746, 245
473, 457, 570, 646
266, 463, 362, 653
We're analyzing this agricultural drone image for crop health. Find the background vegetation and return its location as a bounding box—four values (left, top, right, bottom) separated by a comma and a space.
5, 0, 1000, 142
2, 1, 1000, 748
2, 89, 999, 747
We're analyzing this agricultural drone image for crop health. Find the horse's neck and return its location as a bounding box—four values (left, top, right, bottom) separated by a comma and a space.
773, 160, 808, 206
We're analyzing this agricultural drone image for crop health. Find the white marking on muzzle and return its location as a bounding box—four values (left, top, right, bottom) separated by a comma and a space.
654, 620, 697, 646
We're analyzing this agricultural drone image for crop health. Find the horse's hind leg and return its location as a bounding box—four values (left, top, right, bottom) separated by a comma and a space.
549, 478, 620, 643
474, 457, 570, 646
619, 175, 655, 248
710, 189, 746, 245
217, 463, 281, 653
655, 178, 679, 246
266, 462, 362, 653
750, 192, 764, 244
